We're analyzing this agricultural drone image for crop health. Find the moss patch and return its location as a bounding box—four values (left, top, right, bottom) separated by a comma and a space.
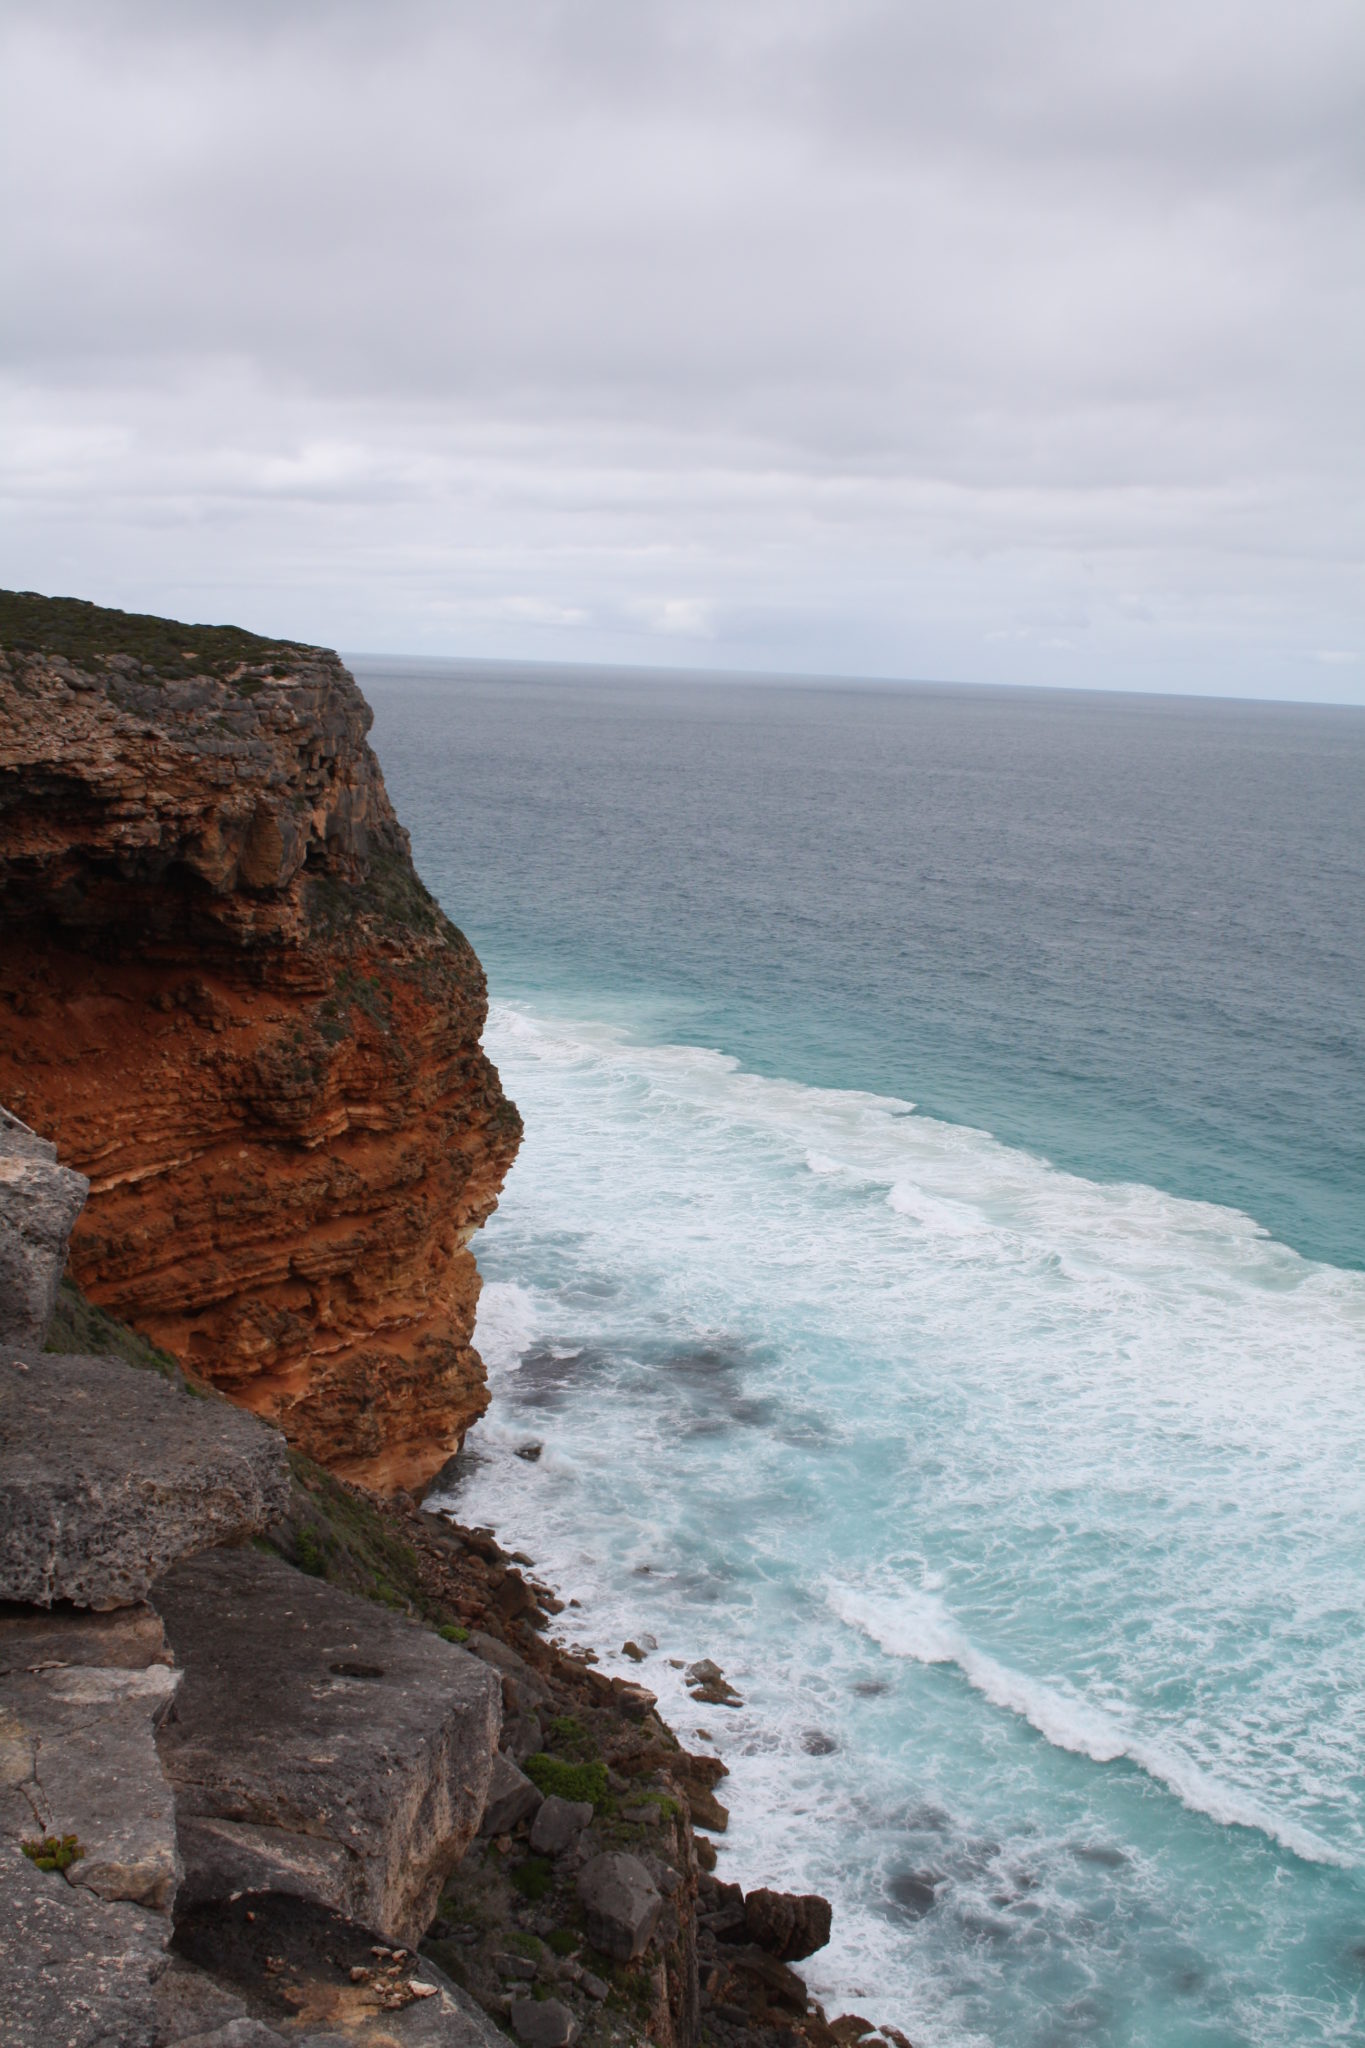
45, 1275, 191, 1386
523, 1753, 609, 1809
22, 1833, 85, 1873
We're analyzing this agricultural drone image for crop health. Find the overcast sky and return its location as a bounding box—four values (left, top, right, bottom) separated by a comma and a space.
3, 2, 1362, 700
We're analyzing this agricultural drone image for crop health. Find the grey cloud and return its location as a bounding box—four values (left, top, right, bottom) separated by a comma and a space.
1, 1, 1361, 697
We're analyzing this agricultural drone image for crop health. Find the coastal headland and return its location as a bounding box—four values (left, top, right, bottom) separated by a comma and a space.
0, 592, 904, 2048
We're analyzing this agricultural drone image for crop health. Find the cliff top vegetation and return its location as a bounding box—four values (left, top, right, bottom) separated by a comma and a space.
0, 586, 317, 682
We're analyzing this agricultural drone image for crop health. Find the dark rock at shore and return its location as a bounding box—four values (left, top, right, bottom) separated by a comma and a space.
151, 1547, 501, 1943
743, 1887, 834, 1962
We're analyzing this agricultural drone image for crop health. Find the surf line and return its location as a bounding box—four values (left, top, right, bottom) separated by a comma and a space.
827, 1584, 1350, 1870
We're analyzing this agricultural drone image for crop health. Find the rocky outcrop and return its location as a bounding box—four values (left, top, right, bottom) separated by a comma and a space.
742, 1887, 834, 1963
0, 1104, 88, 1347
151, 1547, 501, 1944
0, 1348, 292, 1608
0, 589, 520, 1491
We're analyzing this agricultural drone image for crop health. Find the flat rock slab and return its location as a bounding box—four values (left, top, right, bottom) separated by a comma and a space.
0, 1104, 88, 1349
152, 1549, 501, 1944
1, 1655, 182, 1909
0, 1348, 292, 1608
0, 1837, 168, 2048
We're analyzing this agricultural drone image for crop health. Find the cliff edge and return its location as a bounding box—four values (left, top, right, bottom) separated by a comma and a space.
0, 589, 521, 1490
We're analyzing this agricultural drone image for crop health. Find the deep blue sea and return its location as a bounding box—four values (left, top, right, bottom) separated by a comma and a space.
359, 659, 1365, 2047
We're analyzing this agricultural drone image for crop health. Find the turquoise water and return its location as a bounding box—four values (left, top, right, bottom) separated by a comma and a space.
361, 662, 1365, 2044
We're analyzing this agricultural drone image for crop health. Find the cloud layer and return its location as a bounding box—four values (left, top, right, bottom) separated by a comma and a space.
3, 1, 1362, 697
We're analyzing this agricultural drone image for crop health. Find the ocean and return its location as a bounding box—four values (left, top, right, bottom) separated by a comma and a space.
359, 659, 1365, 2047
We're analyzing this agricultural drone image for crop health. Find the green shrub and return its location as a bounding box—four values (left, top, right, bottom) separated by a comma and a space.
437, 1623, 469, 1644
523, 1754, 609, 1809
510, 1856, 553, 1902
22, 1834, 85, 1873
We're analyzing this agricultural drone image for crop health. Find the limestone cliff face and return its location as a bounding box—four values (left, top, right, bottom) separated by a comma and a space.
0, 592, 521, 1491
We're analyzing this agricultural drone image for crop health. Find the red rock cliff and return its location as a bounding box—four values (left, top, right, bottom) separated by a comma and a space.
0, 591, 521, 1491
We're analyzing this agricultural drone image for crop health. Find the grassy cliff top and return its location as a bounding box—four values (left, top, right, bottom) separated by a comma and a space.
0, 588, 320, 680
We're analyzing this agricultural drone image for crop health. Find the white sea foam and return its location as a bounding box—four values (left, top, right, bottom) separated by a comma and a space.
827, 1585, 1350, 1868
436, 998, 1365, 2041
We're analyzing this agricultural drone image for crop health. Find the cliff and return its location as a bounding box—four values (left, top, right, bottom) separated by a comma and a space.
0, 590, 521, 1491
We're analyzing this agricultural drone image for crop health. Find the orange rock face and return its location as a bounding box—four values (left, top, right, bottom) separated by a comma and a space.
0, 602, 520, 1491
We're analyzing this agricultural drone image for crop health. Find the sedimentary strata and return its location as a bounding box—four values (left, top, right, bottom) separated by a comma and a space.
0, 590, 520, 1489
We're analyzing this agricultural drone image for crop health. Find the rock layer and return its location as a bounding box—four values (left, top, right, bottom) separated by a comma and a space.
0, 1347, 292, 1609
0, 593, 520, 1490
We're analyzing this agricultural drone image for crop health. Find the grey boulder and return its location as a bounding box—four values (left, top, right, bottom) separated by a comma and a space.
0, 1348, 292, 1608
529, 1793, 593, 1858
152, 1547, 501, 1945
576, 1850, 663, 1961
479, 1751, 542, 1837
509, 1997, 580, 2048
0, 1105, 88, 1349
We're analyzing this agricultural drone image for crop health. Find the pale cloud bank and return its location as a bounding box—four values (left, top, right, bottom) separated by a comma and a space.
1, 1, 1362, 700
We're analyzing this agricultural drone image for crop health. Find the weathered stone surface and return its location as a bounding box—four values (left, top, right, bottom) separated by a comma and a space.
172, 1890, 507, 2046
530, 1793, 593, 1858
743, 1884, 834, 1960
0, 1599, 173, 1675
0, 1656, 181, 1909
0, 1837, 167, 2047
479, 1751, 542, 1837
0, 598, 521, 1493
509, 1995, 580, 2047
153, 1955, 262, 2042
0, 1348, 292, 1608
152, 1548, 500, 1944
0, 1103, 88, 1348
576, 1850, 663, 1962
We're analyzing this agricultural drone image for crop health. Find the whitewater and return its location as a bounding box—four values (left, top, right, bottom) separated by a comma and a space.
361, 659, 1365, 2046
429, 1000, 1365, 2045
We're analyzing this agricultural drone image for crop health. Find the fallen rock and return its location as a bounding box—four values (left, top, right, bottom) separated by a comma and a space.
0, 1105, 88, 1349
509, 1996, 579, 2047
480, 1752, 543, 1837
576, 1850, 663, 1962
685, 1658, 743, 1708
529, 1793, 593, 1857
151, 1548, 501, 1944
744, 1885, 834, 1961
0, 1348, 292, 1608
